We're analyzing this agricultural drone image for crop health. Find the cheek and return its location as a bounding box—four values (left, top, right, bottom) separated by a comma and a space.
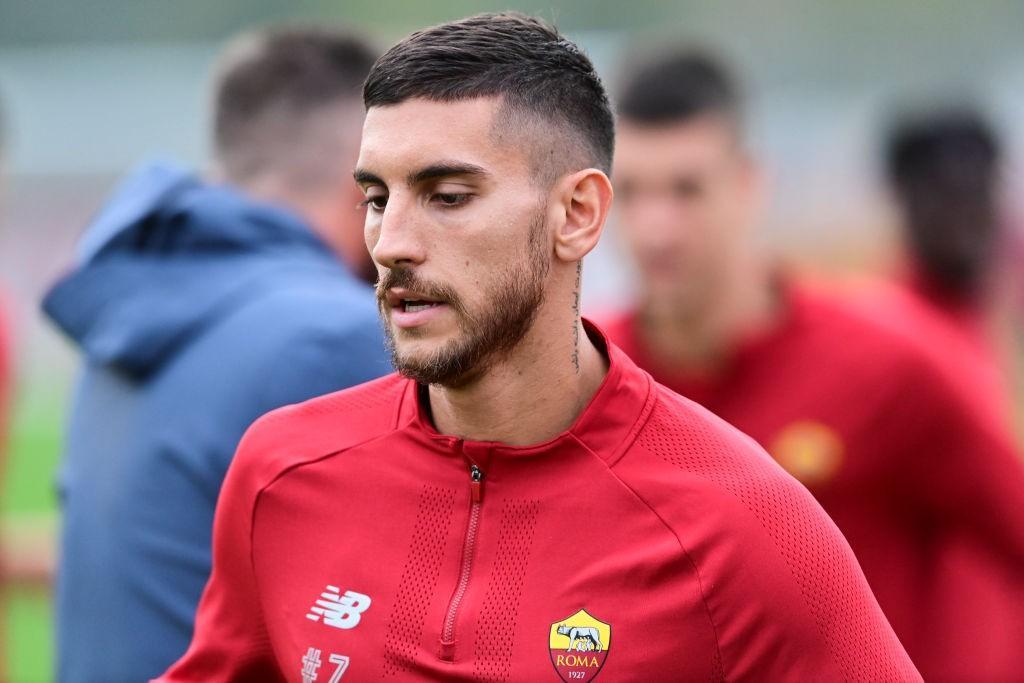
364, 220, 380, 252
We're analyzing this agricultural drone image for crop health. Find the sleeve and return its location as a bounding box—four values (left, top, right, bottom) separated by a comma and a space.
896, 359, 1024, 570
153, 421, 285, 682
618, 404, 921, 681
204, 312, 390, 480
703, 473, 922, 682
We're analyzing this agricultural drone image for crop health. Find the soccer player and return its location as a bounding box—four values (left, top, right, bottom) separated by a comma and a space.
159, 14, 918, 682
858, 106, 1013, 417
605, 49, 1024, 680
42, 27, 390, 682
884, 105, 1005, 360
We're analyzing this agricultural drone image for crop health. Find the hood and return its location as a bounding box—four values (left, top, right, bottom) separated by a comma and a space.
43, 160, 345, 377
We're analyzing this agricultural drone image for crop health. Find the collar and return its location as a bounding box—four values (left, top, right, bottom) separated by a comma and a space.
396, 318, 655, 465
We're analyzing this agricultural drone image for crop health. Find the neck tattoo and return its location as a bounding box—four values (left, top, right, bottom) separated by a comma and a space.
571, 261, 582, 373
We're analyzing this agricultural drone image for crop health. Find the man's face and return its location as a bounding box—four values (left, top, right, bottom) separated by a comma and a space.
613, 116, 757, 317
356, 97, 551, 386
899, 160, 999, 294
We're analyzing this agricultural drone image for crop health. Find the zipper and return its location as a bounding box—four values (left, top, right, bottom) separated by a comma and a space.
439, 461, 484, 661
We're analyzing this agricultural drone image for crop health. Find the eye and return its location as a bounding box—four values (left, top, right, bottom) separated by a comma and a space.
430, 192, 472, 208
670, 178, 702, 200
359, 194, 388, 212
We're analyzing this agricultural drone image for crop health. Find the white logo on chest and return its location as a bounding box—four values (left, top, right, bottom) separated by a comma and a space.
305, 585, 372, 629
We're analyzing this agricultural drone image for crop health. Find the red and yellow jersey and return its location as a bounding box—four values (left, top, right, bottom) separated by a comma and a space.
603, 285, 1024, 681
157, 324, 917, 682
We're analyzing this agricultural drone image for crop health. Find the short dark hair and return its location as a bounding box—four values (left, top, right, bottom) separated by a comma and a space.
617, 48, 743, 129
884, 105, 1000, 192
213, 26, 378, 185
363, 12, 614, 177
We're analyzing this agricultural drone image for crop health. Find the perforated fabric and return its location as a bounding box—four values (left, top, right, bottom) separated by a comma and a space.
382, 485, 457, 677
472, 499, 540, 682
637, 392, 918, 682
302, 374, 404, 416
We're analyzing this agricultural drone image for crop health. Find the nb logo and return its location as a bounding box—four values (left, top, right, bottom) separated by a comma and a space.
305, 585, 372, 630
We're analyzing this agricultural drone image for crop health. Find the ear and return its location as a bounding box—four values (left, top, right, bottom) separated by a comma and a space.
552, 168, 614, 264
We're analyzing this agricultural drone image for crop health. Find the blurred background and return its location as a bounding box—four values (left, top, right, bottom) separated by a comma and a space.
1, 1, 1023, 679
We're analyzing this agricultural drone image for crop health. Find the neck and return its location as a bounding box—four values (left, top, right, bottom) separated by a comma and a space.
239, 174, 354, 263
428, 277, 609, 446
639, 256, 777, 374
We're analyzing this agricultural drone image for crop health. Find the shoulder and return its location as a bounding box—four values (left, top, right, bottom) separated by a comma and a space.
809, 284, 1005, 416
228, 270, 380, 341
619, 382, 854, 603
199, 269, 386, 382
627, 384, 799, 503
615, 387, 918, 679
226, 374, 409, 495
790, 283, 924, 360
788, 283, 984, 405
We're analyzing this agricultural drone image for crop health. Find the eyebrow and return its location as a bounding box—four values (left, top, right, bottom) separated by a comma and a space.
353, 169, 385, 187
407, 162, 489, 186
353, 162, 490, 189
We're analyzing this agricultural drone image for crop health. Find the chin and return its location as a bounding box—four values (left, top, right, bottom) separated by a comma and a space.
391, 331, 459, 366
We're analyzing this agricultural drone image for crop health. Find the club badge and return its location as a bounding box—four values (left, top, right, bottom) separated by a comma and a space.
548, 609, 611, 682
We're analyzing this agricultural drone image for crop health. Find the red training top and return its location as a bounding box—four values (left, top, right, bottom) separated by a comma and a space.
843, 273, 1009, 423
158, 324, 918, 682
602, 284, 1024, 681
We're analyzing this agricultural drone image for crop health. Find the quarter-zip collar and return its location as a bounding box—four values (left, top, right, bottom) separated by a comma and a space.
396, 319, 656, 465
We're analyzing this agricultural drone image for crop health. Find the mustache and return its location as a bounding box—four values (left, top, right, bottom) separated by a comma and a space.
376, 268, 464, 312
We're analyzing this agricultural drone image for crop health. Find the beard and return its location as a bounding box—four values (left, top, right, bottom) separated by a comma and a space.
377, 207, 550, 387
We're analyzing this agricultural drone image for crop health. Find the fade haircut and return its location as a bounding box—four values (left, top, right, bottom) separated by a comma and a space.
212, 26, 378, 188
363, 12, 614, 180
617, 48, 744, 134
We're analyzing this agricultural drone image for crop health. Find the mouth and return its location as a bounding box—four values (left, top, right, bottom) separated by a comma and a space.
385, 287, 451, 329
401, 300, 442, 313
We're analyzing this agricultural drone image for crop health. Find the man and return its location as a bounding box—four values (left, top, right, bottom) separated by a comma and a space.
160, 14, 917, 681
43, 27, 389, 682
885, 106, 1004, 354
604, 49, 1024, 680
862, 106, 1011, 415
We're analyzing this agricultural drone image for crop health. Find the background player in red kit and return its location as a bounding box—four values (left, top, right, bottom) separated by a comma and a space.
604, 48, 1024, 680
159, 14, 918, 682
883, 105, 1007, 364
850, 105, 1016, 421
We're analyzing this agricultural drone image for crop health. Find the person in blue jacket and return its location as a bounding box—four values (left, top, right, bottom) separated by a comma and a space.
42, 26, 388, 683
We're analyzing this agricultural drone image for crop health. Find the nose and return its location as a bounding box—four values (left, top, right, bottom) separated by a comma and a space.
368, 194, 427, 270
627, 198, 687, 251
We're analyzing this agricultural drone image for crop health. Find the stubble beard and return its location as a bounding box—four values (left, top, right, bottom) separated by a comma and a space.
378, 207, 550, 388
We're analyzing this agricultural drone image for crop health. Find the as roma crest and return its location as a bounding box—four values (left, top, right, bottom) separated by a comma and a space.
771, 420, 845, 486
548, 609, 611, 682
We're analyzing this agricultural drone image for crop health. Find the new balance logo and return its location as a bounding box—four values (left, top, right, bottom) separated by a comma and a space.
306, 585, 372, 629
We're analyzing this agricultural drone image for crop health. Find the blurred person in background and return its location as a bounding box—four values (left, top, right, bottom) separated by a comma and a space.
41, 26, 389, 682
603, 48, 1024, 681
885, 106, 1004, 357
860, 106, 1014, 419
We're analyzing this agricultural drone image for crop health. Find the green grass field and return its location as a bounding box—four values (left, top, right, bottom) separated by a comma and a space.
3, 381, 65, 683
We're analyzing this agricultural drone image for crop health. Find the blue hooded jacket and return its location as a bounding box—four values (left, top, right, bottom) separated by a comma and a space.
42, 162, 390, 682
